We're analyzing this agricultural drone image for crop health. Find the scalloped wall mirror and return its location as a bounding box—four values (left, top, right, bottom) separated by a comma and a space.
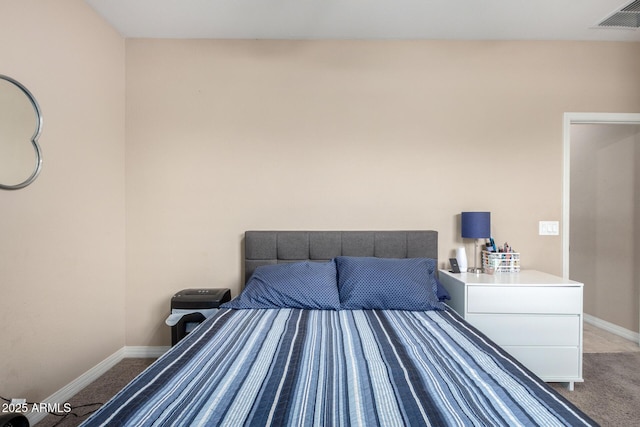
0, 74, 43, 190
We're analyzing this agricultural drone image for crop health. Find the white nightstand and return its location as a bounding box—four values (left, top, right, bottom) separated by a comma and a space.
438, 269, 584, 390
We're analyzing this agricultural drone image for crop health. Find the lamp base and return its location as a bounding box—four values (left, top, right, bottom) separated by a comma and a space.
469, 238, 483, 274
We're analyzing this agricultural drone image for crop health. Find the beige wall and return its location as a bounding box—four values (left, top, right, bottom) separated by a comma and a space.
570, 124, 640, 333
0, 0, 125, 401
126, 39, 640, 345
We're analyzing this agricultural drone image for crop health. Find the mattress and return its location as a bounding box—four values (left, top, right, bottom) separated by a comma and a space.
82, 308, 595, 426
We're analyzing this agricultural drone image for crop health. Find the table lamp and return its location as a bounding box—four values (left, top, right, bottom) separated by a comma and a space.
461, 211, 491, 273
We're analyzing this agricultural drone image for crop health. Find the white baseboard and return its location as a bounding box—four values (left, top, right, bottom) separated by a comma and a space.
584, 313, 640, 343
30, 346, 169, 425
124, 345, 170, 358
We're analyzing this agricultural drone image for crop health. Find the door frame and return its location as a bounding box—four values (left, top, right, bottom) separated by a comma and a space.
562, 112, 640, 278
563, 112, 640, 343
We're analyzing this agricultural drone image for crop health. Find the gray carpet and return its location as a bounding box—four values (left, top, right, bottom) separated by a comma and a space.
36, 359, 155, 427
550, 352, 640, 426
36, 353, 639, 426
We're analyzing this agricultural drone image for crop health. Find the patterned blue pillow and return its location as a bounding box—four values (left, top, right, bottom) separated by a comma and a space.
221, 260, 341, 310
435, 277, 451, 301
336, 257, 445, 311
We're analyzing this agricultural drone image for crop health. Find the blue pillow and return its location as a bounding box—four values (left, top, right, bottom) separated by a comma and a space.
336, 257, 445, 311
221, 261, 341, 310
435, 277, 451, 301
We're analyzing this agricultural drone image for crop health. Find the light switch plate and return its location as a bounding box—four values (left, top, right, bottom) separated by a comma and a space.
539, 221, 559, 236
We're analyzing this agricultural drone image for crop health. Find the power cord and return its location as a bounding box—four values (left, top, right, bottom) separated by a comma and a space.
1, 395, 103, 427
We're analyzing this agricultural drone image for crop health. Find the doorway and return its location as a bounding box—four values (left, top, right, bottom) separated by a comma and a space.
563, 113, 640, 344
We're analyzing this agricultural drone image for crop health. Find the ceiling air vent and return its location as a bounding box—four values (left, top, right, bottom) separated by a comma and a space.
597, 0, 640, 28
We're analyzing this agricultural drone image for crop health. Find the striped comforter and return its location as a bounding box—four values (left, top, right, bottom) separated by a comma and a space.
83, 308, 595, 426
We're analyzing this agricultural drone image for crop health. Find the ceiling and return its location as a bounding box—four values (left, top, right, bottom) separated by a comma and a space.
85, 0, 640, 41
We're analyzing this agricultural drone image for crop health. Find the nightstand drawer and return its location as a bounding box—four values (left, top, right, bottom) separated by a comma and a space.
504, 346, 580, 379
467, 286, 581, 314
466, 314, 579, 346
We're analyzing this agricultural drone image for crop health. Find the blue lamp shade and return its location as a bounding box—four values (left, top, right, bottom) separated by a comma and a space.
461, 212, 491, 239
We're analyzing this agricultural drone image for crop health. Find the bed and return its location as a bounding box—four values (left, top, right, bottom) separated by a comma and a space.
82, 230, 596, 426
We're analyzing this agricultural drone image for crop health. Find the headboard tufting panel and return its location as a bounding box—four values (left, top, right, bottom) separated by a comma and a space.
244, 230, 438, 284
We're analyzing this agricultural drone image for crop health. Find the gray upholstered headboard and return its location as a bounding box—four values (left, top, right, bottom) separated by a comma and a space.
244, 230, 438, 284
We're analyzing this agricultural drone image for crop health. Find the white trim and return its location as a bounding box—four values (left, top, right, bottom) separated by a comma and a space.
123, 345, 170, 358
564, 112, 640, 125
584, 313, 640, 344
27, 346, 168, 425
562, 113, 572, 279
